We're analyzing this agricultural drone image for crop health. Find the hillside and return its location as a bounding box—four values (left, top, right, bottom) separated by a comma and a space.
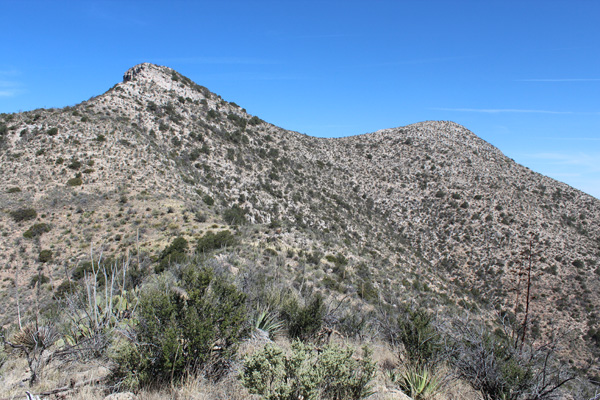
1, 63, 599, 392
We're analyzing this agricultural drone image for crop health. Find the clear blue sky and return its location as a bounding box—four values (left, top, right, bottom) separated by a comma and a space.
1, 0, 599, 198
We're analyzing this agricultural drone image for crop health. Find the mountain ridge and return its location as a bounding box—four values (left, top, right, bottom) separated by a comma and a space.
0, 63, 599, 369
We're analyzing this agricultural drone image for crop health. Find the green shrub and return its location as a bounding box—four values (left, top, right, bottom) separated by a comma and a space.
67, 177, 83, 186
248, 116, 263, 126
29, 273, 50, 288
196, 230, 236, 253
202, 194, 214, 206
355, 264, 378, 302
223, 205, 247, 225
54, 280, 79, 299
7, 187, 21, 193
112, 265, 247, 387
305, 251, 322, 265
68, 159, 81, 170
281, 295, 325, 341
10, 208, 37, 222
394, 307, 442, 368
47, 127, 58, 136
241, 340, 376, 400
23, 223, 52, 239
155, 236, 188, 273
206, 109, 219, 120
38, 249, 53, 263
227, 113, 247, 129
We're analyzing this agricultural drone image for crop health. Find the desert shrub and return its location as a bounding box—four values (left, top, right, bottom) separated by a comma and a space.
7, 187, 21, 193
196, 230, 236, 253
305, 251, 322, 265
393, 307, 442, 368
194, 211, 207, 222
241, 340, 376, 400
29, 273, 49, 288
23, 223, 51, 239
68, 159, 81, 170
355, 264, 378, 302
202, 194, 214, 205
38, 249, 53, 263
227, 113, 247, 129
47, 127, 58, 136
54, 280, 79, 299
189, 147, 201, 161
113, 265, 247, 387
223, 205, 247, 225
155, 236, 188, 273
67, 177, 83, 186
572, 259, 584, 269
8, 324, 58, 385
10, 208, 37, 222
207, 109, 219, 120
447, 318, 573, 400
147, 101, 158, 112
71, 260, 97, 281
281, 295, 325, 341
248, 116, 263, 126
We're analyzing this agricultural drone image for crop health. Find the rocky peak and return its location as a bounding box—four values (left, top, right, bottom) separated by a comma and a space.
123, 62, 168, 83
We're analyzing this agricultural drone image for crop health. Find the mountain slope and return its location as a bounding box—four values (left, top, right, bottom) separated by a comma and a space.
1, 63, 599, 363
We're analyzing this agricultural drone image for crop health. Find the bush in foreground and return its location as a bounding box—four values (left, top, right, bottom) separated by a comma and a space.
111, 264, 247, 388
241, 340, 376, 400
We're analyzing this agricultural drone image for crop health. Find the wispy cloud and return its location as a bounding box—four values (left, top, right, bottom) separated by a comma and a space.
432, 108, 574, 114
0, 78, 21, 97
517, 152, 600, 199
523, 152, 600, 171
539, 137, 600, 141
0, 90, 18, 97
0, 70, 20, 77
517, 78, 600, 82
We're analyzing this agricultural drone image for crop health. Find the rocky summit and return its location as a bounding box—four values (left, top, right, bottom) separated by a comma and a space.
1, 63, 599, 372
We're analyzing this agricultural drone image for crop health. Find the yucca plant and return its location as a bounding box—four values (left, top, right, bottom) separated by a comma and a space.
252, 306, 284, 339
392, 365, 441, 400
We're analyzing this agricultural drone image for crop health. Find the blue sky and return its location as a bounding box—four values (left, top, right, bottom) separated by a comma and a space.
1, 0, 599, 198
